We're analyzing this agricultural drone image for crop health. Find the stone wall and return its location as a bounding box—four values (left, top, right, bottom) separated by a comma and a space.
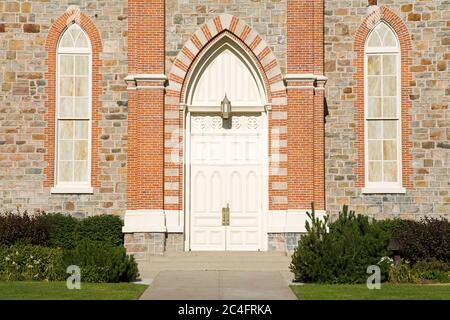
324, 0, 450, 219
165, 0, 287, 75
124, 232, 184, 260
0, 1, 128, 217
268, 233, 302, 253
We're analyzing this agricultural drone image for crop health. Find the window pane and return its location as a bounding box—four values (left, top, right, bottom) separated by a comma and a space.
74, 161, 88, 182
59, 97, 73, 118
383, 31, 397, 47
75, 121, 88, 139
384, 121, 397, 139
368, 76, 381, 96
368, 140, 382, 160
368, 56, 381, 75
74, 98, 89, 118
75, 32, 89, 48
60, 56, 74, 75
383, 97, 397, 118
59, 140, 73, 161
368, 97, 382, 118
58, 121, 74, 139
383, 76, 397, 97
58, 161, 73, 182
70, 27, 81, 43
60, 33, 74, 48
75, 56, 89, 76
383, 55, 396, 75
383, 140, 397, 160
75, 77, 88, 97
368, 162, 382, 182
384, 162, 398, 182
60, 77, 74, 96
74, 140, 88, 161
368, 32, 381, 47
368, 121, 382, 139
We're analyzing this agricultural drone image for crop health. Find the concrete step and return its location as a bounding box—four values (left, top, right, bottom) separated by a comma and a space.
136, 251, 293, 278
144, 254, 291, 263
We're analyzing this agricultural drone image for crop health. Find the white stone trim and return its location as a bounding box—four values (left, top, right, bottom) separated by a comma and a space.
50, 186, 93, 194
268, 209, 327, 233
122, 210, 184, 233
125, 74, 167, 90
284, 74, 328, 89
362, 187, 406, 194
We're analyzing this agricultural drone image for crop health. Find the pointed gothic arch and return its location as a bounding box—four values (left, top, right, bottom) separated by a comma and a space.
353, 6, 413, 190
44, 9, 103, 189
166, 14, 286, 106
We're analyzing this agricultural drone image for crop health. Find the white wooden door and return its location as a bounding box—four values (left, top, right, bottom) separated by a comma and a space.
190, 114, 264, 251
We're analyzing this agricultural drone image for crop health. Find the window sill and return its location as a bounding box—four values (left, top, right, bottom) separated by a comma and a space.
51, 186, 93, 194
362, 187, 406, 195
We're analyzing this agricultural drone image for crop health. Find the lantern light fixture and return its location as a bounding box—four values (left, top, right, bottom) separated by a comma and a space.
221, 94, 231, 119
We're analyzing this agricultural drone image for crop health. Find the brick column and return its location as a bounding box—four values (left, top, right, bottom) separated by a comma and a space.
126, 0, 165, 211
286, 0, 326, 211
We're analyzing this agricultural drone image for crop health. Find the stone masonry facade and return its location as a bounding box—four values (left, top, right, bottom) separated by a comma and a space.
0, 1, 449, 255
0, 0, 128, 217
325, 0, 450, 221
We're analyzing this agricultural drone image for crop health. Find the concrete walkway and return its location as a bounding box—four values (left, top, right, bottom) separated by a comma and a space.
140, 270, 296, 300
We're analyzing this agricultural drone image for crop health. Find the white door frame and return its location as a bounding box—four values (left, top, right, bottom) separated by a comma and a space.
183, 108, 269, 251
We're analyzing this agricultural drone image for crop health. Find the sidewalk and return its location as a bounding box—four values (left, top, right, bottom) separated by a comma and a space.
139, 270, 297, 300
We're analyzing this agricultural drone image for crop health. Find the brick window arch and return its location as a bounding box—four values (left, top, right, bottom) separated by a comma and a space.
44, 10, 102, 193
354, 6, 413, 193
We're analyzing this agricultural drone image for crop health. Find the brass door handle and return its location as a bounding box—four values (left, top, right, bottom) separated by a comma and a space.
222, 203, 230, 226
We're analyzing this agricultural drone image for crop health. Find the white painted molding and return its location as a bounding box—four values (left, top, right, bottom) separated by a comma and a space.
186, 105, 267, 112
284, 74, 328, 89
125, 74, 167, 90
268, 209, 327, 233
124, 74, 167, 82
51, 186, 93, 194
362, 187, 406, 194
122, 210, 184, 233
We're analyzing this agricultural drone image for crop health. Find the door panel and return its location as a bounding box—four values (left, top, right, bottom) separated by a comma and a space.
190, 114, 264, 251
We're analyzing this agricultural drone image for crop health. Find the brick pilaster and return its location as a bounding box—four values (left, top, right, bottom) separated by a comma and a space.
287, 0, 326, 210
127, 0, 165, 211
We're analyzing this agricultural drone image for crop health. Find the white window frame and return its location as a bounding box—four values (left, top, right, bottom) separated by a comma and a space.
51, 23, 93, 194
363, 22, 405, 195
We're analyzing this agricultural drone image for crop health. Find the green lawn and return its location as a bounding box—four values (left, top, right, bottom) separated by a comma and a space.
0, 281, 148, 300
291, 283, 450, 300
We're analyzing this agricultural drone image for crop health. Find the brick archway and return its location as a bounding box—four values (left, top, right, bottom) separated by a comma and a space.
353, 6, 413, 189
163, 14, 288, 214
166, 14, 286, 105
44, 10, 103, 188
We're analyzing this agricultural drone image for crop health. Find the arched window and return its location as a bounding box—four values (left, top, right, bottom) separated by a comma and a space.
365, 22, 402, 190
55, 23, 92, 190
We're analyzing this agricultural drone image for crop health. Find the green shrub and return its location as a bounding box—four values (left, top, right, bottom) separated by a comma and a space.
76, 215, 124, 247
62, 240, 138, 283
388, 260, 419, 284
47, 214, 78, 249
412, 259, 450, 283
1, 212, 124, 249
392, 217, 450, 264
388, 259, 450, 284
0, 211, 52, 246
0, 245, 65, 281
290, 204, 392, 284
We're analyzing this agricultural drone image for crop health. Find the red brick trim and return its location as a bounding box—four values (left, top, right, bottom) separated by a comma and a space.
127, 0, 165, 210
354, 6, 413, 188
167, 14, 286, 105
287, 0, 326, 210
44, 10, 103, 188
165, 14, 287, 211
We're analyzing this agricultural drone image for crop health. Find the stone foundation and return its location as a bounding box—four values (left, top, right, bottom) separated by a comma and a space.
124, 232, 184, 260
268, 233, 302, 253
